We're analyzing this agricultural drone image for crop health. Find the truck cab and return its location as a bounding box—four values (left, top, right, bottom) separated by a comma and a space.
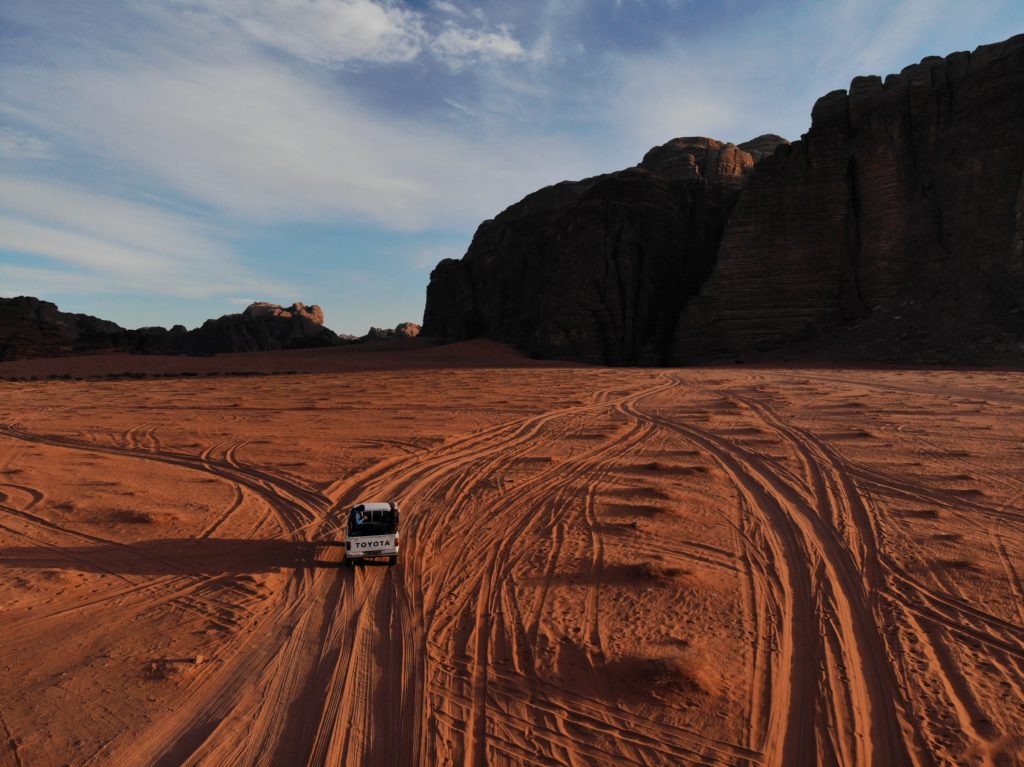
343, 502, 400, 566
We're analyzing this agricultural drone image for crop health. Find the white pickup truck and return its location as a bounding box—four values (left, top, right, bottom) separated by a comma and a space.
343, 502, 400, 566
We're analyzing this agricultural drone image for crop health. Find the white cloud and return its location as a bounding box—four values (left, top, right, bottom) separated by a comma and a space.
433, 23, 525, 66
0, 176, 225, 264
0, 264, 125, 297
3, 50, 588, 230
430, 1, 465, 18
0, 128, 53, 160
180, 0, 426, 65
0, 176, 280, 298
172, 0, 529, 69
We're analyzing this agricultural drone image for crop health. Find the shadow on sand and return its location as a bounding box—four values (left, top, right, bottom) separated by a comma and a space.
0, 537, 356, 576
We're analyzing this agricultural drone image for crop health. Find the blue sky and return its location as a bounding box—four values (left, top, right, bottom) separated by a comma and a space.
1, 0, 1021, 335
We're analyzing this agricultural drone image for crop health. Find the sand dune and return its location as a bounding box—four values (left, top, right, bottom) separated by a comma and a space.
0, 346, 1022, 765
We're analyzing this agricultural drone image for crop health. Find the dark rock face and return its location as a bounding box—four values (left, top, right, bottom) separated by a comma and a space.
0, 297, 127, 361
425, 35, 1023, 366
363, 322, 421, 340
672, 34, 1024, 363
0, 298, 342, 360
424, 137, 767, 364
185, 302, 339, 354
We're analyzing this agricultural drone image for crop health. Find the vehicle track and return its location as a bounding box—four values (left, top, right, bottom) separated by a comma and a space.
624, 377, 911, 766
120, 376, 681, 767
6, 369, 1016, 766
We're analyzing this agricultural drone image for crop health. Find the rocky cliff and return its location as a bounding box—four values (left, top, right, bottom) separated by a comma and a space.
672, 34, 1024, 363
0, 299, 343, 361
424, 136, 785, 364
425, 35, 1024, 365
0, 296, 128, 361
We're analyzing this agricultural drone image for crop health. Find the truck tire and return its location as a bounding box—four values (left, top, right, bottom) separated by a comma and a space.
388, 555, 397, 566
343, 558, 353, 567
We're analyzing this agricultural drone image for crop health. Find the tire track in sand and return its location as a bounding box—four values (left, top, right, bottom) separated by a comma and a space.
624, 377, 911, 767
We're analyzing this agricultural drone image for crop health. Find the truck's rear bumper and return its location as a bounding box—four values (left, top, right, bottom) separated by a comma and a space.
345, 548, 399, 559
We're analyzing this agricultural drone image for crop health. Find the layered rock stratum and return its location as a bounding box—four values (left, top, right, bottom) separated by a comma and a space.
425, 35, 1024, 364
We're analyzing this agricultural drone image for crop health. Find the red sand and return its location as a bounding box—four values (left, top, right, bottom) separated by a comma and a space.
1, 343, 1022, 766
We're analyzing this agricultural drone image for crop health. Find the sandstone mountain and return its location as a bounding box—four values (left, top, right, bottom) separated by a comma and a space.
0, 299, 343, 361
0, 296, 128, 361
424, 35, 1024, 365
183, 302, 339, 355
674, 34, 1024, 363
425, 136, 785, 364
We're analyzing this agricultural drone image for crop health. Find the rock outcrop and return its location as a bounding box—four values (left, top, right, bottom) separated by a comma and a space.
366, 319, 421, 337
0, 298, 345, 360
0, 297, 128, 361
424, 35, 1023, 365
362, 322, 422, 341
184, 302, 339, 354
671, 34, 1024, 362
424, 136, 784, 364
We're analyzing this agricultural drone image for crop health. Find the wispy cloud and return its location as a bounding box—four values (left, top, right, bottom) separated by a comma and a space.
430, 1, 466, 18
170, 0, 528, 69
433, 23, 525, 67
0, 264, 128, 298
3, 50, 589, 229
0, 176, 279, 298
0, 128, 53, 160
177, 0, 426, 65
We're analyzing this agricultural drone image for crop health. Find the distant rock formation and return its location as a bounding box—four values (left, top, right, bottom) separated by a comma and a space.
424, 34, 1023, 365
0, 299, 346, 361
737, 134, 789, 162
425, 136, 785, 364
0, 297, 127, 361
185, 302, 339, 354
672, 34, 1024, 363
244, 301, 325, 326
362, 322, 422, 341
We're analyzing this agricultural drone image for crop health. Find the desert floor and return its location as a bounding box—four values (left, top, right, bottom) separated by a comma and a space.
1, 342, 1022, 766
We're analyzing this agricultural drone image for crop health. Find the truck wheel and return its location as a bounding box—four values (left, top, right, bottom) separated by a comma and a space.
343, 558, 353, 567
388, 555, 397, 566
